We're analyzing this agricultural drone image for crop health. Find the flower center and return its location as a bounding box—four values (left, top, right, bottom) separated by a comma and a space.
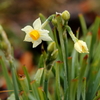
29, 30, 40, 40
82, 46, 87, 52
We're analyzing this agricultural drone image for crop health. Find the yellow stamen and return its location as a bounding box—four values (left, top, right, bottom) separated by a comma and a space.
29, 30, 40, 40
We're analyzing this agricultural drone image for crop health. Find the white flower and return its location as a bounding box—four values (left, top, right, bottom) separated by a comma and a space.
74, 40, 89, 53
21, 18, 52, 48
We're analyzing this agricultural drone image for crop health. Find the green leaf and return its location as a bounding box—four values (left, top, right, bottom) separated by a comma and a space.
70, 78, 78, 100
89, 17, 100, 63
93, 90, 100, 100
77, 55, 88, 100
78, 14, 87, 36
71, 50, 78, 79
30, 80, 40, 100
38, 87, 47, 100
87, 68, 100, 100
7, 93, 15, 100
82, 78, 86, 100
67, 57, 72, 85
84, 33, 92, 52
10, 61, 19, 100
22, 66, 31, 90
55, 61, 62, 100
28, 93, 37, 100
7, 93, 23, 100
34, 68, 44, 86
19, 76, 29, 100
0, 57, 13, 94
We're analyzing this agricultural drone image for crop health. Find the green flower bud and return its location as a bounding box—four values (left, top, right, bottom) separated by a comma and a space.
61, 10, 70, 21
47, 42, 55, 53
52, 18, 57, 26
51, 49, 58, 60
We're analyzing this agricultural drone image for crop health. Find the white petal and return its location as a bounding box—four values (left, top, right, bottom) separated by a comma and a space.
33, 18, 41, 29
32, 39, 42, 48
24, 34, 33, 42
40, 34, 52, 41
78, 40, 86, 45
21, 25, 33, 33
40, 29, 49, 34
56, 12, 61, 15
81, 42, 87, 47
74, 43, 82, 53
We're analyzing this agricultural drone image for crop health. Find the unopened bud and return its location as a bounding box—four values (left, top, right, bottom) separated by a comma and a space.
61, 10, 70, 21
74, 40, 89, 53
51, 49, 58, 60
52, 18, 57, 26
47, 42, 55, 53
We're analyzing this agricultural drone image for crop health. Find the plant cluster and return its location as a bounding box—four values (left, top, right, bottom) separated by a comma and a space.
0, 10, 100, 100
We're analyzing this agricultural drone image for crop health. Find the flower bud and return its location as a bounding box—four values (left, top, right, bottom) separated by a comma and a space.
61, 10, 70, 21
51, 49, 58, 60
47, 42, 55, 53
74, 40, 89, 53
52, 18, 57, 26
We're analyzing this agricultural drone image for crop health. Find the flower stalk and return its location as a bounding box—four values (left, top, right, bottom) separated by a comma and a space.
66, 25, 89, 53
41, 15, 55, 29
56, 15, 68, 100
66, 26, 78, 43
43, 42, 58, 99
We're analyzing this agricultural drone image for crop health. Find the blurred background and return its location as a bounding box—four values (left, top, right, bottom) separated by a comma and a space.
0, 0, 100, 99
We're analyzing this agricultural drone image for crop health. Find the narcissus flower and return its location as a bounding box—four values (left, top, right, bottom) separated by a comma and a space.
74, 40, 89, 53
21, 18, 52, 48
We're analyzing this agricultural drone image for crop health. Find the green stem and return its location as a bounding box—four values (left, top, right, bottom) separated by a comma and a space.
44, 78, 48, 96
66, 26, 78, 43
56, 16, 68, 100
43, 69, 48, 100
10, 60, 19, 100
41, 15, 55, 29
53, 27, 62, 60
55, 61, 61, 100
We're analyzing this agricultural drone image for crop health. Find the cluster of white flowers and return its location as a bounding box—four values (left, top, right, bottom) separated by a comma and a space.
21, 11, 89, 53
